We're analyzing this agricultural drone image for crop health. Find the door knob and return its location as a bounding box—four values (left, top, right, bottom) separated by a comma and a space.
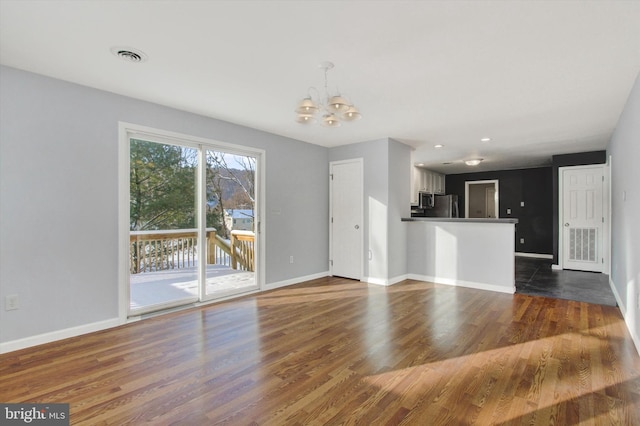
354, 225, 360, 229
564, 223, 570, 227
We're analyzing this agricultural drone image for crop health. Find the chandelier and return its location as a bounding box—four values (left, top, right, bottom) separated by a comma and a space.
295, 61, 362, 127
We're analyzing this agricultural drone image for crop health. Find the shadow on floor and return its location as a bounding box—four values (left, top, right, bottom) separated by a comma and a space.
515, 256, 617, 306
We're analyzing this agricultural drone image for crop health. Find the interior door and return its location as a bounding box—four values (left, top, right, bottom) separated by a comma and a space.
485, 187, 496, 218
561, 166, 604, 272
330, 159, 363, 280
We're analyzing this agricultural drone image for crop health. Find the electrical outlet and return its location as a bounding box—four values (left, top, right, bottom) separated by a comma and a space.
5, 294, 19, 311
520, 238, 525, 244
506, 208, 511, 215
520, 201, 525, 207
289, 255, 294, 264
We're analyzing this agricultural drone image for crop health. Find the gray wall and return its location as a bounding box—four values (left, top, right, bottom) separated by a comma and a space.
0, 66, 329, 344
387, 139, 411, 280
608, 72, 640, 350
328, 138, 410, 283
329, 138, 389, 281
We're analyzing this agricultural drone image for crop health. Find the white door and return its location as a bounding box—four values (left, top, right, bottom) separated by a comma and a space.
561, 166, 604, 272
485, 187, 496, 218
330, 159, 363, 280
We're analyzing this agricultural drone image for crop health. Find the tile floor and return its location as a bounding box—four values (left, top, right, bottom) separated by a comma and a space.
515, 256, 617, 306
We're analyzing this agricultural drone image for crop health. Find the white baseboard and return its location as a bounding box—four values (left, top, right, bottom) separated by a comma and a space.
515, 252, 553, 259
366, 274, 408, 286
408, 274, 515, 294
0, 318, 121, 354
264, 271, 330, 290
609, 277, 640, 357
551, 264, 563, 270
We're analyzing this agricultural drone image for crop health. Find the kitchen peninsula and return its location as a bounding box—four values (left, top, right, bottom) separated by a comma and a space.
402, 217, 519, 294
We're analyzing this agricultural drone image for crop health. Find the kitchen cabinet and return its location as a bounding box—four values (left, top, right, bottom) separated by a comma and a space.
412, 167, 445, 204
411, 166, 422, 204
432, 172, 445, 194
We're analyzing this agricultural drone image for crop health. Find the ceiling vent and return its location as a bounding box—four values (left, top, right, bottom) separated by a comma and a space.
111, 47, 147, 63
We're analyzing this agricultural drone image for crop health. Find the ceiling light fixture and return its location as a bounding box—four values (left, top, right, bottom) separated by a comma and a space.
434, 144, 444, 148
295, 61, 361, 127
480, 137, 491, 142
465, 159, 483, 166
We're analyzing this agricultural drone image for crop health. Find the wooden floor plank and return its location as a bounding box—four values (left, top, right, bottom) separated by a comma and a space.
2, 277, 639, 425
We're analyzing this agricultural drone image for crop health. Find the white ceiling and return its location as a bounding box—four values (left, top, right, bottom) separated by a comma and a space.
1, 0, 639, 174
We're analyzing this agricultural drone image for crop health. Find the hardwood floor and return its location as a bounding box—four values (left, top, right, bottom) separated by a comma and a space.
2, 277, 639, 425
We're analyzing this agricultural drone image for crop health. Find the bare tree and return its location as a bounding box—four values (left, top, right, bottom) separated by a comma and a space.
206, 151, 256, 237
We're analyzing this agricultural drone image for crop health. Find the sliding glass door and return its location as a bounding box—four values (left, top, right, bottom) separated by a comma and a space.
203, 149, 257, 300
126, 131, 260, 316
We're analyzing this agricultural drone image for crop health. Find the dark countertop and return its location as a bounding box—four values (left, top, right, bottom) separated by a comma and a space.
402, 217, 519, 224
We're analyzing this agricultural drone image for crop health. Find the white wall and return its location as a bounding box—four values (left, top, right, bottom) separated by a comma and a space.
407, 221, 516, 293
608, 72, 640, 353
0, 66, 329, 347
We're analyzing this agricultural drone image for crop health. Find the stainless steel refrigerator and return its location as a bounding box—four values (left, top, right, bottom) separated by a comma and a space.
424, 194, 459, 218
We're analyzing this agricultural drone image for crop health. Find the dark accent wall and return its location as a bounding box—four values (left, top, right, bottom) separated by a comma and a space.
445, 167, 553, 255
551, 150, 606, 263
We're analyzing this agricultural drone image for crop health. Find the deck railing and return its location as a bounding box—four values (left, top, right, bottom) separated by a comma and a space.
231, 230, 255, 272
129, 228, 255, 274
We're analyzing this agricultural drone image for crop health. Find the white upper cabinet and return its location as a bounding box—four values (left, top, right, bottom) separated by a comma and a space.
411, 166, 422, 204
411, 167, 445, 204
432, 172, 445, 194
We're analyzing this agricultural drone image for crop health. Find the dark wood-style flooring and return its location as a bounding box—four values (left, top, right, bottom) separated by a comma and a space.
2, 277, 639, 425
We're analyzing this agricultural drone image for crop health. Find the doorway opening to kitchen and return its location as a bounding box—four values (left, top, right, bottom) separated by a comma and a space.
465, 180, 499, 218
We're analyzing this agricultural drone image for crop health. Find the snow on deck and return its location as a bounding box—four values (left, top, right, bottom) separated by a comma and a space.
130, 264, 255, 311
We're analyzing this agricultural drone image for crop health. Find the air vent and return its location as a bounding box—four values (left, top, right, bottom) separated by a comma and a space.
111, 46, 147, 63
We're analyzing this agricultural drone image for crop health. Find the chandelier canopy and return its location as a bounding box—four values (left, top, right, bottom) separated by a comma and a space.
295, 62, 362, 127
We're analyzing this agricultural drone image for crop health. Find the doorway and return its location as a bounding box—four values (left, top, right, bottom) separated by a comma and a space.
465, 180, 499, 218
330, 159, 363, 280
120, 124, 263, 318
559, 165, 605, 272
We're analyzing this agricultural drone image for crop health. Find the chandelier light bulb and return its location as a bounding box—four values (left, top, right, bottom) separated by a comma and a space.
296, 114, 316, 124
323, 114, 341, 127
343, 106, 361, 121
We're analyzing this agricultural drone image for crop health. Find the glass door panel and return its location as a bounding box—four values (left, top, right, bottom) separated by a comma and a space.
129, 139, 200, 314
203, 149, 258, 299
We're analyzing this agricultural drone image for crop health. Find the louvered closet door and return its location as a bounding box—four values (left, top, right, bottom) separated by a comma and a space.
561, 166, 604, 272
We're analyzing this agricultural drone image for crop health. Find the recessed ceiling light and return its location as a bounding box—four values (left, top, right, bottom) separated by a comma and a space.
465, 159, 483, 166
480, 137, 491, 142
416, 163, 425, 167
111, 46, 147, 63
434, 144, 444, 148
